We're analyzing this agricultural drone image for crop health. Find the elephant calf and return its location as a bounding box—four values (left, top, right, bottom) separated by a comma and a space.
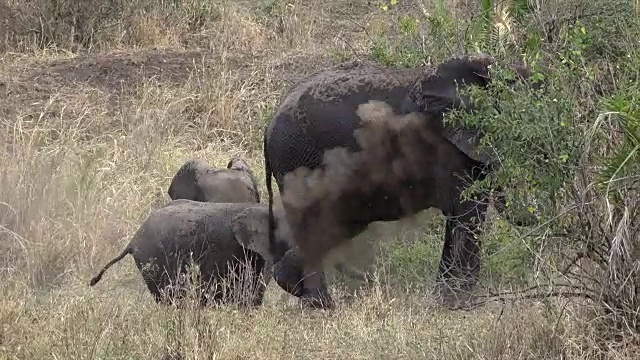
88, 200, 293, 307
168, 157, 260, 203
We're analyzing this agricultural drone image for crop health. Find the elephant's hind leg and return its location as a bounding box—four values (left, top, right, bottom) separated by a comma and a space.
298, 262, 335, 310
137, 262, 171, 304
142, 275, 173, 305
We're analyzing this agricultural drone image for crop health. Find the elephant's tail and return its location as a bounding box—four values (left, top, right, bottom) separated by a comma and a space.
88, 247, 133, 286
264, 131, 277, 257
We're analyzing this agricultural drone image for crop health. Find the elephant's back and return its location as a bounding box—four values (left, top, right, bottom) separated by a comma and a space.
198, 171, 258, 203
266, 61, 427, 181
272, 61, 423, 123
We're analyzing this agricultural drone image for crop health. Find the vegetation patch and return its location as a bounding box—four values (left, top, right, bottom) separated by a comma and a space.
0, 0, 638, 358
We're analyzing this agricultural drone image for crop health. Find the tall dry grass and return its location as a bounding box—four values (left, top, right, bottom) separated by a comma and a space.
0, 0, 637, 358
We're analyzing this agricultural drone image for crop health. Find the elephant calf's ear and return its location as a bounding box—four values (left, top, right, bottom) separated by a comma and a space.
232, 206, 272, 262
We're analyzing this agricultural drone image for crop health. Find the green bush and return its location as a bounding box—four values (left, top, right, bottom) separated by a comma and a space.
369, 14, 424, 68
479, 218, 537, 286
378, 232, 442, 288
366, 3, 638, 335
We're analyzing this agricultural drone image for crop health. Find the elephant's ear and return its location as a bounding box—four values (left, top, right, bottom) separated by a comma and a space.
407, 54, 496, 163
232, 206, 272, 262
227, 157, 250, 172
442, 125, 495, 165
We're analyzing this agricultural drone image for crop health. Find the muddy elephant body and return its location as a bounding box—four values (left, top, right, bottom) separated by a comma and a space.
89, 200, 293, 307
263, 55, 534, 308
264, 61, 425, 186
168, 158, 260, 204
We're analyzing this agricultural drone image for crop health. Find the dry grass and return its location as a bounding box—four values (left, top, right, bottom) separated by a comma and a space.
0, 0, 637, 358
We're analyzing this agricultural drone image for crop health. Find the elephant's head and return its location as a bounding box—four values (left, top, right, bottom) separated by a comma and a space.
406, 53, 534, 165
405, 54, 539, 226
231, 204, 299, 292
167, 159, 208, 201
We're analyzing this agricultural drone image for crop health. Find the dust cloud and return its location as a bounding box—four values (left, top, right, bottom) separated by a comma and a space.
281, 100, 462, 266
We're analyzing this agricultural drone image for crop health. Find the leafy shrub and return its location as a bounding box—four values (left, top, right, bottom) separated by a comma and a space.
365, 0, 638, 344
378, 231, 442, 288
442, 0, 639, 343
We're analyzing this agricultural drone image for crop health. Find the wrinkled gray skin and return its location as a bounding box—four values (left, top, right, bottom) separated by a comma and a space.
263, 54, 538, 309
88, 200, 293, 307
167, 156, 373, 285
163, 156, 375, 294
168, 158, 261, 204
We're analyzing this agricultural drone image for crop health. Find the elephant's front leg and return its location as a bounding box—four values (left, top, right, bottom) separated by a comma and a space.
436, 218, 481, 290
435, 199, 487, 307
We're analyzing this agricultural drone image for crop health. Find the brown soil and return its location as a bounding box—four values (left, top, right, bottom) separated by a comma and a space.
26, 49, 212, 93
0, 48, 337, 122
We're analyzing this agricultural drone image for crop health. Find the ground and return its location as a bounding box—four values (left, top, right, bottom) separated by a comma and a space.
0, 0, 637, 359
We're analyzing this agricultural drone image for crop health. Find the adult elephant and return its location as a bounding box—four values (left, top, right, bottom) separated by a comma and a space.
263, 53, 536, 309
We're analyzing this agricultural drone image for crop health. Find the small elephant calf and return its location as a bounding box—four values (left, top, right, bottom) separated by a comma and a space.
89, 200, 293, 307
167, 157, 260, 204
